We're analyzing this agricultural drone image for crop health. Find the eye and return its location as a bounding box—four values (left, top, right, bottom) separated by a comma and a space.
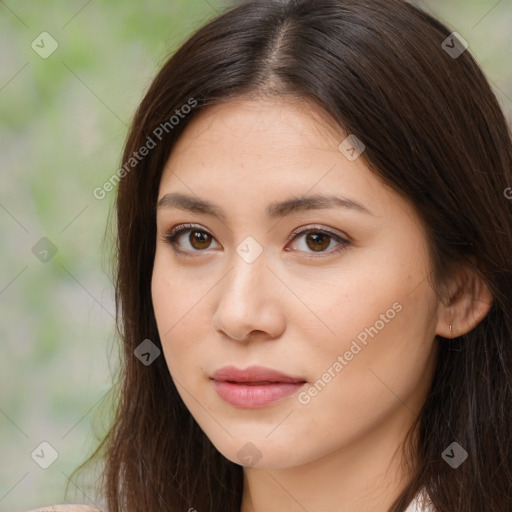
162, 223, 351, 257
286, 225, 351, 257
162, 223, 220, 256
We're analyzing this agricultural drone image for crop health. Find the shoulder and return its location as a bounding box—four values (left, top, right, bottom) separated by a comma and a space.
25, 506, 102, 512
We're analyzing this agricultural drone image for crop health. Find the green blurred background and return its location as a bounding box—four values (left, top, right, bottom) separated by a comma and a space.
1, 1, 510, 510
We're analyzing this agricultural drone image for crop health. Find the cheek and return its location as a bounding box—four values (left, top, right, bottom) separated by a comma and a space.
151, 252, 215, 383
151, 249, 201, 331
297, 275, 437, 418
151, 255, 190, 371
280, 290, 437, 467
292, 250, 438, 410
289, 248, 432, 361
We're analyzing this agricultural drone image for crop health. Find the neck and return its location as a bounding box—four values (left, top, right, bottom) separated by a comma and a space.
240, 408, 419, 512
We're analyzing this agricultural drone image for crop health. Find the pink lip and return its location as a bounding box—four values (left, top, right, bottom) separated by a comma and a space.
211, 365, 307, 408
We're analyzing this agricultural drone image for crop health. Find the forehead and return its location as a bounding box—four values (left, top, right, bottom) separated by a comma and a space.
168, 96, 342, 156
157, 97, 411, 223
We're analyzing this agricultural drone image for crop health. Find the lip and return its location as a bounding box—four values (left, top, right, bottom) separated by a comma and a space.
211, 365, 307, 408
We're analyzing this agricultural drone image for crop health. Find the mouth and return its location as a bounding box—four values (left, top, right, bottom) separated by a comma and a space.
210, 365, 307, 408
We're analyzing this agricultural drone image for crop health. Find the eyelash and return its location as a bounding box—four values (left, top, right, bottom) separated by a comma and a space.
161, 223, 352, 258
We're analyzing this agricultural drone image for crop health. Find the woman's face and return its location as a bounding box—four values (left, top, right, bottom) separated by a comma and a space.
152, 97, 440, 469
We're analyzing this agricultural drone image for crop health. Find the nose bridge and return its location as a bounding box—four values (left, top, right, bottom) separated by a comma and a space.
213, 241, 281, 340
225, 242, 269, 304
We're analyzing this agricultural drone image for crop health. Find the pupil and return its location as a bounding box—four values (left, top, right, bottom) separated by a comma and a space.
187, 231, 331, 252
307, 233, 329, 251
191, 231, 210, 249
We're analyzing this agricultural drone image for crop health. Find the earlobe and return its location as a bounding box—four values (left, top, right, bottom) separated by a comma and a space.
436, 265, 493, 339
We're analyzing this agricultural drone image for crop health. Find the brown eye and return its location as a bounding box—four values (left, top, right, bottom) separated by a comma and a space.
304, 232, 331, 252
163, 224, 220, 255
163, 224, 351, 258
188, 230, 213, 250
288, 227, 351, 257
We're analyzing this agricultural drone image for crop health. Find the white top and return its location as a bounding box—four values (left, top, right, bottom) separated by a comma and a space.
25, 489, 435, 512
405, 488, 436, 512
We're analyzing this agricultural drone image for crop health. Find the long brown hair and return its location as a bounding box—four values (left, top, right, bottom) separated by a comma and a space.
74, 0, 512, 510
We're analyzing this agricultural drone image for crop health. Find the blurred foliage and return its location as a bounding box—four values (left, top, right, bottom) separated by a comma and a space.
0, 0, 510, 510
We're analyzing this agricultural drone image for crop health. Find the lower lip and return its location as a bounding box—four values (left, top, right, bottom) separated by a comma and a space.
212, 380, 306, 408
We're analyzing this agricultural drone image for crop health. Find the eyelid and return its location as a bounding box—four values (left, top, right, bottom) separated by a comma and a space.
161, 222, 352, 257
285, 224, 352, 258
162, 223, 218, 257
290, 224, 351, 243
165, 223, 211, 239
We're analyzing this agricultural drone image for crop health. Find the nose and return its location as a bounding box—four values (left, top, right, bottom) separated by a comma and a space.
212, 251, 286, 343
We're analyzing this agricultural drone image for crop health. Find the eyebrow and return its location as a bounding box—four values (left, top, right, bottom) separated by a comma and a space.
157, 192, 374, 221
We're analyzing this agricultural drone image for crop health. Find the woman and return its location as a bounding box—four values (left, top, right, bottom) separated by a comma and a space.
33, 0, 512, 511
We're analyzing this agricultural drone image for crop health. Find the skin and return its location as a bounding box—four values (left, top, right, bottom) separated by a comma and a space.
151, 96, 492, 512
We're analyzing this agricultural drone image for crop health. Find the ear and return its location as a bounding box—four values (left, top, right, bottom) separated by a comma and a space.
436, 261, 493, 339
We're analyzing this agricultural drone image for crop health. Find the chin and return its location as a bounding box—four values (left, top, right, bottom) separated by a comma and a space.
207, 433, 313, 469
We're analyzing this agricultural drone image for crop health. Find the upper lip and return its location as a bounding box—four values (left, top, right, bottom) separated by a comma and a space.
211, 365, 307, 384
